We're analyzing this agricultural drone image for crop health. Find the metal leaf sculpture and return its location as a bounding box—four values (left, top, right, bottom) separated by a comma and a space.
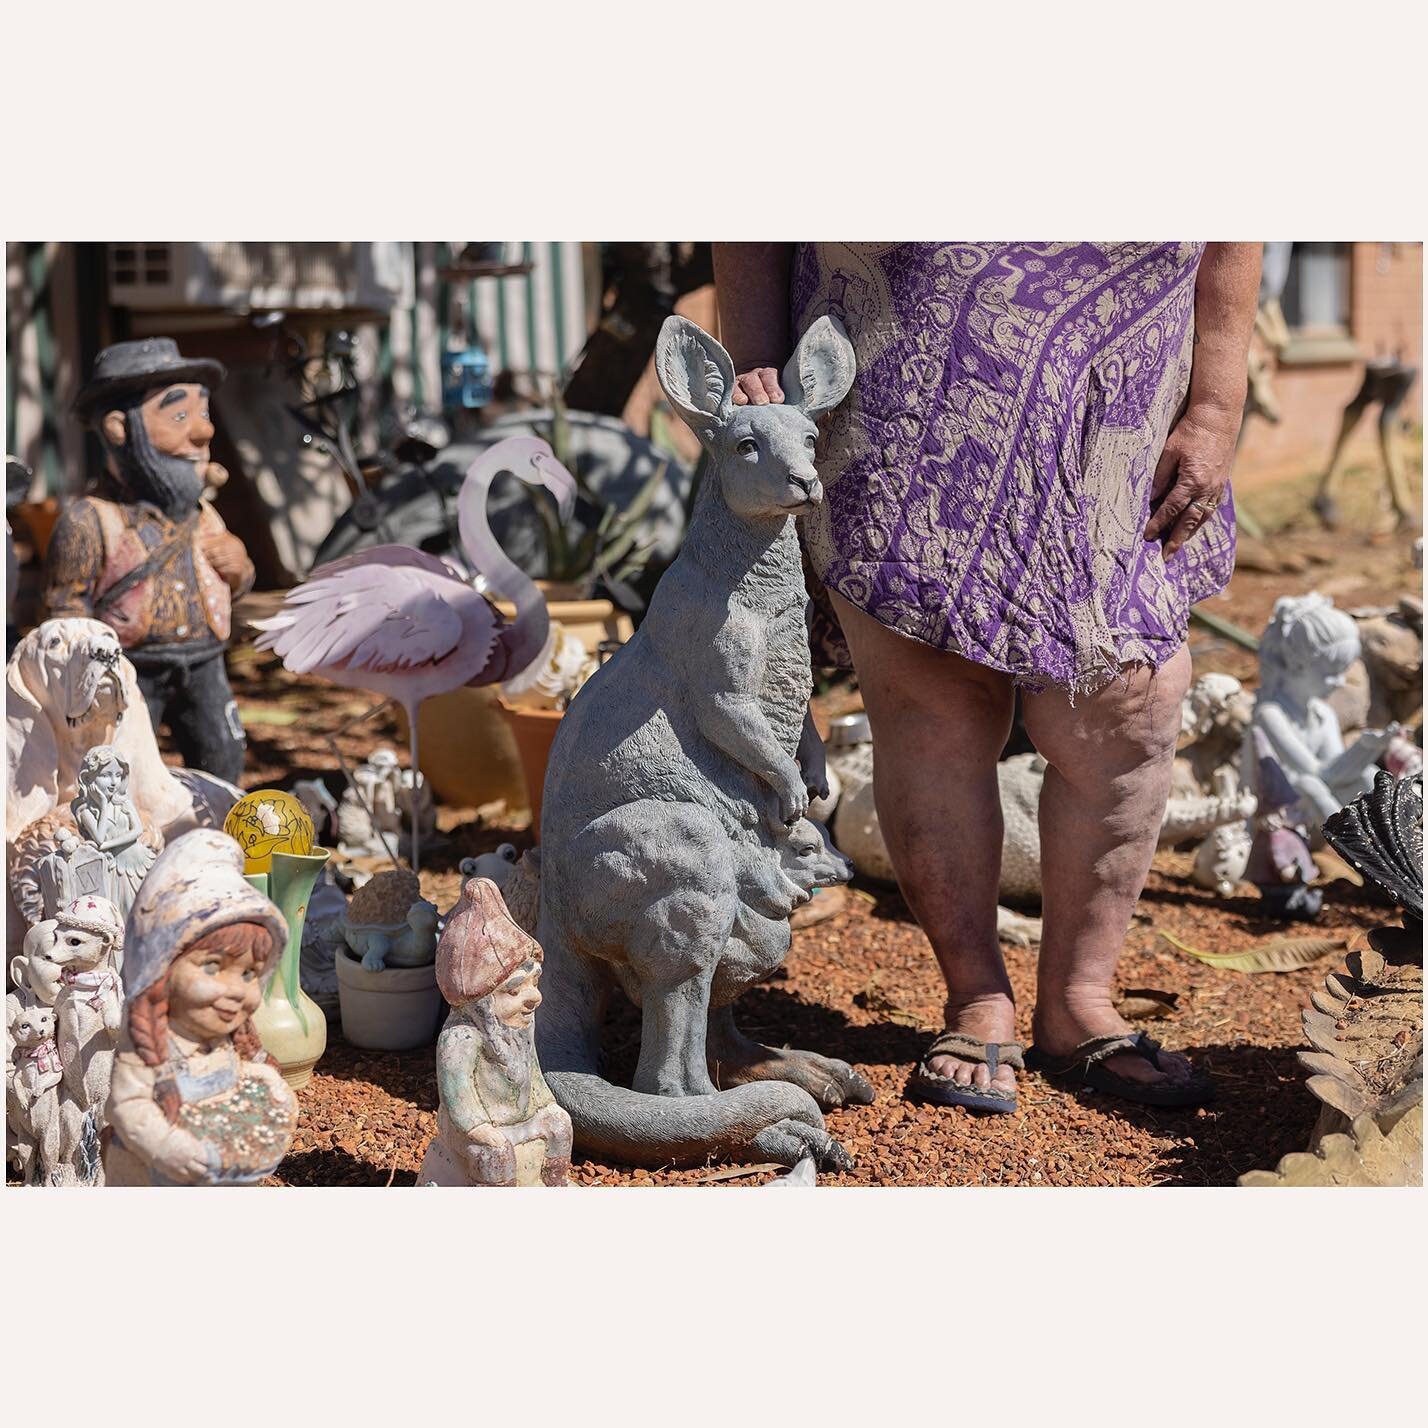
1322, 770, 1423, 922
1240, 943, 1423, 1187
1241, 774, 1424, 1188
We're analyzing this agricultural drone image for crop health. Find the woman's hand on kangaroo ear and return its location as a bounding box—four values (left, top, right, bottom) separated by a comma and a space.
732, 368, 784, 405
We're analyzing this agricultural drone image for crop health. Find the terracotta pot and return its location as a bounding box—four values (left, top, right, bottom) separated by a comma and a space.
10, 499, 60, 560
406, 591, 630, 818
245, 849, 331, 1089
496, 702, 564, 838
492, 589, 635, 653
335, 949, 444, 1051
396, 685, 528, 812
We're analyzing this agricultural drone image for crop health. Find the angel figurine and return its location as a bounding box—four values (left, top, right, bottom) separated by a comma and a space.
70, 745, 157, 916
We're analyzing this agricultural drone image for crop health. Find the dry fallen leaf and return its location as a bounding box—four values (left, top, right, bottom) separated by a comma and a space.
237, 705, 300, 727
1312, 848, 1366, 888
1116, 988, 1180, 1020
686, 1163, 783, 1184
1159, 929, 1341, 973
853, 976, 927, 1028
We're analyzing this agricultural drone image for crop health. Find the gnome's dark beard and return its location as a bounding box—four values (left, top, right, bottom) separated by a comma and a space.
112, 403, 205, 517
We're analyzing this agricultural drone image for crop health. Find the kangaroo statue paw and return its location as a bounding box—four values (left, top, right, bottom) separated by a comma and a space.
750, 1117, 853, 1172
713, 1046, 875, 1111
707, 1008, 874, 1110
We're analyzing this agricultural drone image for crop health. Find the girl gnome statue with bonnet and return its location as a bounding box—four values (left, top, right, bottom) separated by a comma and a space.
103, 829, 298, 1186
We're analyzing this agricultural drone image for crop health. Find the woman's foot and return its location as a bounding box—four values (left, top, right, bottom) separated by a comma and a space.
924, 991, 1019, 1099
1031, 989, 1195, 1092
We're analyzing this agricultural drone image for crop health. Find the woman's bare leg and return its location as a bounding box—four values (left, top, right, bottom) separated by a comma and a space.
831, 593, 1018, 1096
1022, 647, 1196, 1087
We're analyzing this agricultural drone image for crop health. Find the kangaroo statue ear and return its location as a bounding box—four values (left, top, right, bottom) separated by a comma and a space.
655, 316, 736, 435
781, 315, 856, 418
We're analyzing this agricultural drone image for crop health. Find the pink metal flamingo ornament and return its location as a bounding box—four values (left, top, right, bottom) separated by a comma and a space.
254, 436, 577, 871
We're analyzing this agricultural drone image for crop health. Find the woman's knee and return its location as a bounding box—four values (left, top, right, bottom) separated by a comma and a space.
1026, 649, 1191, 778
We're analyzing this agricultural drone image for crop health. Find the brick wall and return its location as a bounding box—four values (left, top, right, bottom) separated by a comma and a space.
1236, 241, 1422, 488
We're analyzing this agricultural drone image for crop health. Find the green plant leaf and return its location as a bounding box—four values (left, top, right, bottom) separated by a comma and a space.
549, 386, 572, 469
1159, 929, 1341, 973
612, 548, 655, 585
596, 466, 668, 575
1189, 606, 1260, 652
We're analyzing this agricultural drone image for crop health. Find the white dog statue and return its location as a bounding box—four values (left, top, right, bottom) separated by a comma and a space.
5, 618, 240, 955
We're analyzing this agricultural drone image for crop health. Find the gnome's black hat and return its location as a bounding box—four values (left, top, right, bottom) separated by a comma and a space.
73, 338, 226, 425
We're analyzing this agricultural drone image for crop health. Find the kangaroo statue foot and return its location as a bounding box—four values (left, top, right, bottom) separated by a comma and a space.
706, 1004, 874, 1110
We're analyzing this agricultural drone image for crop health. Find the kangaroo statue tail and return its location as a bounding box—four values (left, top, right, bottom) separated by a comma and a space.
543, 1069, 836, 1169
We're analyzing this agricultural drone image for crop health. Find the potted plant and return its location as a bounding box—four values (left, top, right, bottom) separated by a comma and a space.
332, 870, 445, 1051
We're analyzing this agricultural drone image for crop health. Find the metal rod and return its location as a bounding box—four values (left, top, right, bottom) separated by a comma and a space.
408, 712, 421, 876
322, 697, 402, 872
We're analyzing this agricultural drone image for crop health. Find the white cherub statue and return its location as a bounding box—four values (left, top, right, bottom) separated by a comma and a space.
1246, 593, 1401, 837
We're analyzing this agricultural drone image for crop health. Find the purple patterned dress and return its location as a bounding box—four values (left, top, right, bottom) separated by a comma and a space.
790, 243, 1236, 695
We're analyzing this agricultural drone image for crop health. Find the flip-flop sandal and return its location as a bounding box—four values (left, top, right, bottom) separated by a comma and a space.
907, 1031, 1023, 1114
1025, 1031, 1214, 1108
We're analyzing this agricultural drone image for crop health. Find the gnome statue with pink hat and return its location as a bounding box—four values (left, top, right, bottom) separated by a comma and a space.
420, 877, 572, 1187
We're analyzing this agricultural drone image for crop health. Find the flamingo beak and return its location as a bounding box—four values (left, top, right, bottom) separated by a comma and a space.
531, 450, 578, 522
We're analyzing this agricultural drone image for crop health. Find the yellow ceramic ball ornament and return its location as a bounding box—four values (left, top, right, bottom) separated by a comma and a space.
223, 789, 316, 874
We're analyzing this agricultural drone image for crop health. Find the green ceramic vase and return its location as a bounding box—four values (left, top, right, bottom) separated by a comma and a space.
245, 848, 331, 1089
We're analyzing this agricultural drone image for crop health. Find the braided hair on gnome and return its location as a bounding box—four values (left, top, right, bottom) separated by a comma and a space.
121, 829, 286, 1122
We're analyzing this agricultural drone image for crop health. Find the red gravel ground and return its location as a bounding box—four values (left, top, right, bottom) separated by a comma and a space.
269, 859, 1387, 1188
232, 462, 1422, 1187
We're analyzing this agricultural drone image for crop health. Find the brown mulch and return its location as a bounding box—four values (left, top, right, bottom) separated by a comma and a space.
244, 466, 1421, 1188
271, 863, 1391, 1188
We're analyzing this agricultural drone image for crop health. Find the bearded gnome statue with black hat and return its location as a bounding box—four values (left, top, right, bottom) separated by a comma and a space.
43, 338, 254, 784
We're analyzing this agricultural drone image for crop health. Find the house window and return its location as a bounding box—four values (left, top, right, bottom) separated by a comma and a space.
1276, 242, 1360, 365
1281, 242, 1351, 333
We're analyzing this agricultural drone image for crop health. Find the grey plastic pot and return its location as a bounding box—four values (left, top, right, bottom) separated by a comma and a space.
334, 947, 444, 1051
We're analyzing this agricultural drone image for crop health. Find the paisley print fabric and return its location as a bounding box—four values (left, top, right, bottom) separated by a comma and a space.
790, 243, 1236, 694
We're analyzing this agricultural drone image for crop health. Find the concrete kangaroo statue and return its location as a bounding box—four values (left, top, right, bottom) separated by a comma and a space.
535, 313, 873, 1170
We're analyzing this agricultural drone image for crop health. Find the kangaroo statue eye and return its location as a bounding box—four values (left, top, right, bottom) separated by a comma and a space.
737, 438, 757, 457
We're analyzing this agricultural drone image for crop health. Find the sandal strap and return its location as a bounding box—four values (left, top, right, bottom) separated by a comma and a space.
924, 1031, 1025, 1071
1041, 1031, 1160, 1075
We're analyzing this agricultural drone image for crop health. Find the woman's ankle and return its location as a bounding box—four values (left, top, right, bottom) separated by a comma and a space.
1031, 983, 1126, 1046
942, 986, 1016, 1028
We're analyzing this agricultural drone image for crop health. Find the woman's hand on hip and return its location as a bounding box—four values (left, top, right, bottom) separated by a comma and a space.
732, 368, 784, 405
1144, 402, 1242, 557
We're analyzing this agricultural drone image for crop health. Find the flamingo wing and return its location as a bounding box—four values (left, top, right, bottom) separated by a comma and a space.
254, 549, 498, 678
300, 544, 462, 582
